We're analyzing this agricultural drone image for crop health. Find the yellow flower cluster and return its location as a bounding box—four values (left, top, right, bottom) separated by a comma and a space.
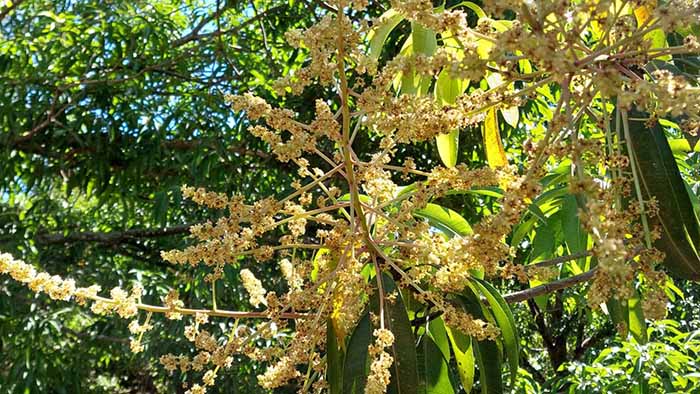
3, 0, 699, 392
365, 328, 395, 394
240, 269, 267, 308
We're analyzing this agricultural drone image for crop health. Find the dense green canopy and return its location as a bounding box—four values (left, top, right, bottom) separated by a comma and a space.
1, 0, 700, 393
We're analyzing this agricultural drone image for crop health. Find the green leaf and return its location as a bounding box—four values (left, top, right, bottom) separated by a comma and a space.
371, 273, 420, 394
153, 190, 168, 226
669, 138, 700, 154
445, 325, 475, 393
367, 9, 404, 60
606, 297, 629, 336
625, 109, 700, 280
434, 70, 468, 168
483, 108, 507, 168
411, 22, 437, 57
561, 195, 588, 267
473, 338, 503, 394
418, 334, 455, 394
470, 278, 520, 387
436, 130, 459, 168
685, 180, 700, 220
414, 203, 473, 237
427, 318, 450, 361
343, 311, 371, 394
450, 1, 486, 18
400, 23, 436, 95
327, 318, 344, 394
628, 290, 648, 344
455, 291, 503, 394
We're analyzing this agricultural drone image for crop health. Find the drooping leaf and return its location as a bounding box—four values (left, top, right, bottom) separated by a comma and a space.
153, 190, 168, 226
427, 318, 450, 361
624, 109, 700, 280
343, 311, 371, 394
367, 9, 405, 61
418, 333, 455, 394
473, 337, 503, 394
470, 278, 520, 387
436, 130, 460, 168
450, 1, 486, 18
633, 1, 671, 61
455, 290, 503, 394
486, 72, 519, 129
371, 273, 420, 394
400, 22, 436, 95
414, 203, 473, 237
669, 138, 700, 154
606, 297, 630, 337
628, 290, 648, 344
482, 108, 507, 168
561, 195, 588, 268
445, 325, 475, 393
327, 318, 344, 394
434, 69, 469, 167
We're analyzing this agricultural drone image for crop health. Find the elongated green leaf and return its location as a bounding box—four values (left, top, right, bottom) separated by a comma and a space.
418, 335, 455, 394
367, 9, 404, 60
153, 190, 168, 226
450, 1, 486, 18
483, 108, 507, 168
427, 318, 450, 361
606, 297, 630, 337
343, 311, 371, 394
445, 325, 475, 393
371, 273, 420, 394
400, 23, 436, 95
686, 180, 700, 220
411, 22, 437, 57
436, 130, 459, 168
435, 66, 469, 168
634, 3, 671, 61
455, 291, 503, 394
625, 109, 700, 280
561, 195, 588, 268
470, 278, 520, 387
327, 318, 344, 394
669, 138, 700, 154
473, 338, 503, 394
629, 290, 648, 344
414, 203, 473, 237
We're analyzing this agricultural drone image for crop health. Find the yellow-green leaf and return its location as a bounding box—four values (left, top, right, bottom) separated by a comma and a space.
367, 9, 404, 60
445, 325, 475, 393
483, 108, 507, 168
434, 69, 469, 167
327, 318, 344, 394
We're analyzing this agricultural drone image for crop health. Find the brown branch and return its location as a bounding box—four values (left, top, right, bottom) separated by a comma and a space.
527, 250, 591, 269
164, 139, 272, 160
172, 4, 285, 47
35, 224, 193, 246
13, 92, 71, 144
573, 323, 615, 360
64, 327, 130, 344
0, 0, 24, 21
504, 268, 597, 303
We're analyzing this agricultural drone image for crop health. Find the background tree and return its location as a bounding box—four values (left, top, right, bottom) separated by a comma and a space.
1, 0, 700, 393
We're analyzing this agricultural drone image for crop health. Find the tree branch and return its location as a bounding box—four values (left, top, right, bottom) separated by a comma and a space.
35, 224, 193, 246
573, 323, 615, 361
527, 250, 591, 269
0, 0, 24, 21
504, 268, 597, 303
172, 4, 285, 47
